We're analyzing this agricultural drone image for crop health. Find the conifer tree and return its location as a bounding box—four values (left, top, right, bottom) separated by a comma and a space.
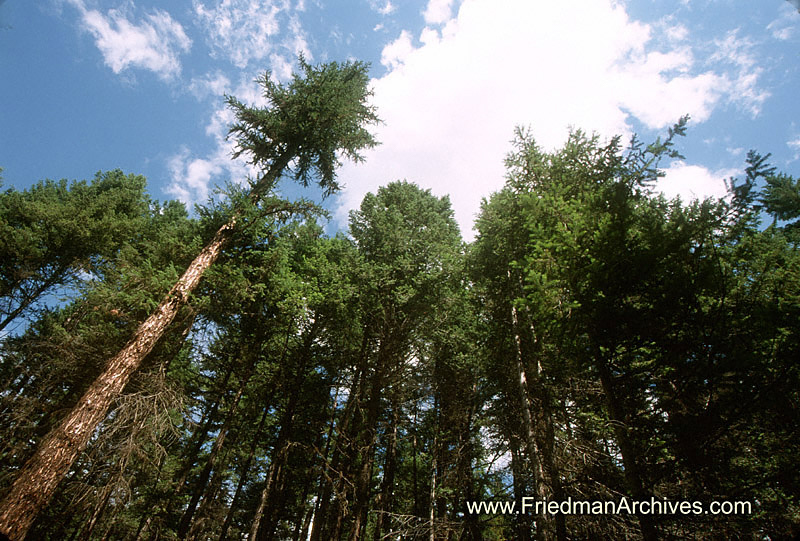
0, 58, 378, 541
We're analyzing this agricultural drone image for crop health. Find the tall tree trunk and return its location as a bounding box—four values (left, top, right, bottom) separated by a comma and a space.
253, 449, 287, 541
509, 295, 550, 540
218, 404, 270, 541
177, 366, 253, 539
412, 399, 421, 519
519, 309, 567, 541
534, 396, 567, 541
173, 364, 235, 497
0, 219, 234, 540
509, 439, 532, 541
0, 150, 294, 540
308, 381, 345, 541
458, 383, 482, 541
595, 356, 659, 541
253, 321, 319, 541
253, 411, 297, 541
310, 333, 370, 541
372, 401, 399, 541
429, 427, 438, 541
295, 501, 314, 541
348, 355, 386, 541
248, 466, 272, 541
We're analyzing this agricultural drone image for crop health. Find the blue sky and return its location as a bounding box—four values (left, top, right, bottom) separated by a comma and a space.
1, 0, 799, 238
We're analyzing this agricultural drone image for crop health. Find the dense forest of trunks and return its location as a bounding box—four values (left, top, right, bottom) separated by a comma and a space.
1, 62, 799, 539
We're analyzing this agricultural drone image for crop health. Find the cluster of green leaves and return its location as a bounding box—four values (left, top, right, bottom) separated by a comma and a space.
471, 124, 800, 539
226, 57, 380, 197
0, 170, 152, 334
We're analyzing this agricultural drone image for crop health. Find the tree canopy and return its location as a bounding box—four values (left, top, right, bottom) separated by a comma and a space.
0, 64, 798, 540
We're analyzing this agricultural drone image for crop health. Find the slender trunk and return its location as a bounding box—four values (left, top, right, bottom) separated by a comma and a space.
308, 383, 343, 541
0, 219, 235, 540
218, 405, 270, 541
177, 367, 252, 539
253, 414, 296, 541
372, 403, 398, 541
458, 384, 481, 541
348, 357, 385, 541
509, 297, 549, 539
173, 365, 235, 496
253, 451, 286, 541
509, 439, 532, 541
154, 376, 229, 537
429, 428, 437, 541
535, 394, 567, 541
291, 480, 313, 541
0, 150, 294, 541
253, 322, 318, 541
412, 399, 420, 519
293, 448, 320, 541
249, 468, 272, 541
185, 447, 230, 540
311, 333, 370, 541
595, 357, 658, 541
295, 502, 314, 541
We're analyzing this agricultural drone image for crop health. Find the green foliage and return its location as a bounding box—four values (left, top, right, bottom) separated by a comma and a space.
0, 170, 151, 333
473, 122, 800, 538
226, 57, 380, 197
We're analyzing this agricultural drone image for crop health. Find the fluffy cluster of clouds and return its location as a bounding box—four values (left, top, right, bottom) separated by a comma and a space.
336, 0, 768, 235
67, 0, 191, 80
193, 0, 309, 72
66, 0, 308, 80
66, 0, 777, 236
163, 0, 310, 205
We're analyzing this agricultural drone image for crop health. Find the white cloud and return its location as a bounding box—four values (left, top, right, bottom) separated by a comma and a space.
768, 3, 798, 40
189, 71, 232, 100
335, 0, 745, 238
664, 23, 689, 43
167, 148, 219, 205
368, 0, 396, 15
166, 105, 256, 208
379, 1, 396, 16
613, 49, 722, 126
708, 31, 769, 116
656, 162, 737, 202
423, 0, 454, 25
380, 30, 414, 70
788, 137, 800, 161
194, 0, 309, 69
68, 0, 191, 80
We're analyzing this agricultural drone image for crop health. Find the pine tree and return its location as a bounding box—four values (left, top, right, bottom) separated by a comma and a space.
0, 58, 378, 541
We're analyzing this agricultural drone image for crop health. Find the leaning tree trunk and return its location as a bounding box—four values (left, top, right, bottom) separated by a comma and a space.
0, 152, 294, 541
